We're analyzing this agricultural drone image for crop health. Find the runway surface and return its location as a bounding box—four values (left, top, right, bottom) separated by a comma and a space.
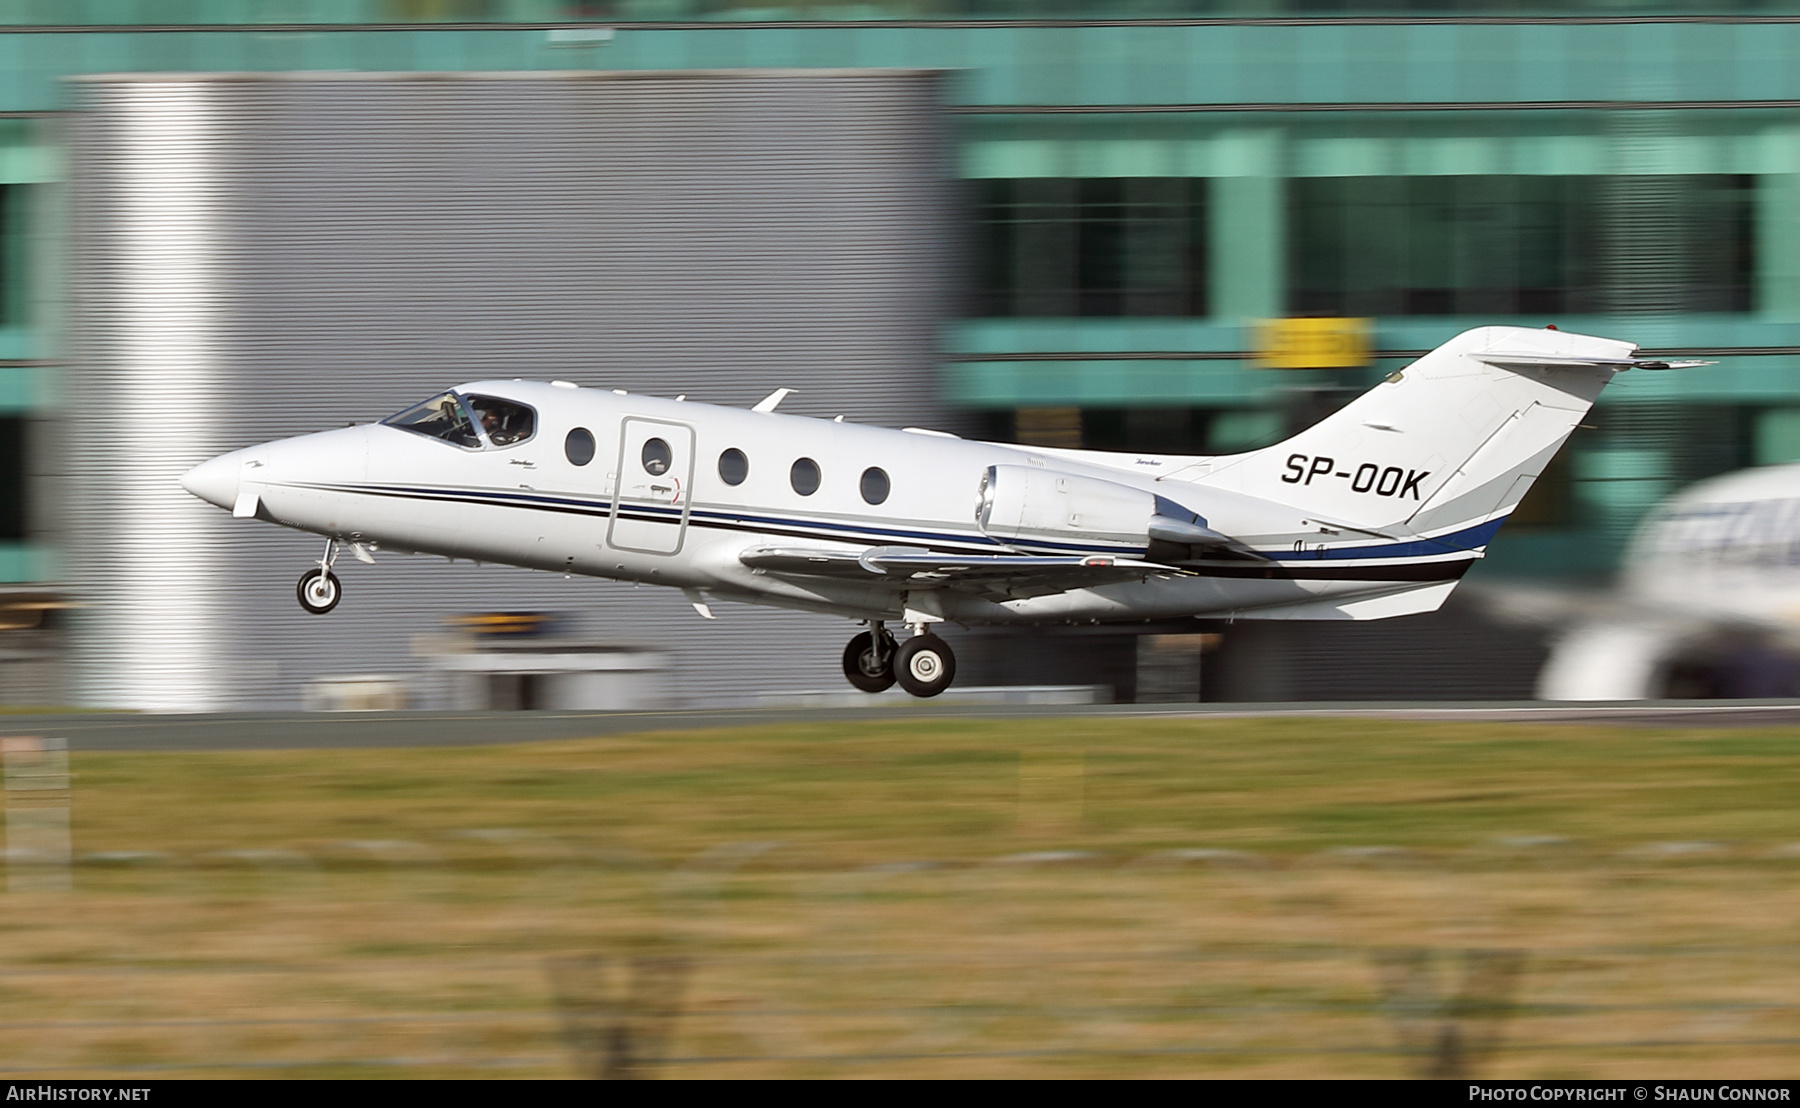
5, 701, 1800, 750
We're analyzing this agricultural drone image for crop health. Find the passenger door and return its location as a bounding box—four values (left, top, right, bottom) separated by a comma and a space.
607, 417, 695, 555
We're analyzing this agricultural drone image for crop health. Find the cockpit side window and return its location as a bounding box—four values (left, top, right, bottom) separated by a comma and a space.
383, 392, 481, 449
465, 395, 537, 447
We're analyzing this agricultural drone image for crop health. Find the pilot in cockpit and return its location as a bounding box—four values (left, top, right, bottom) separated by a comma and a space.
468, 395, 534, 447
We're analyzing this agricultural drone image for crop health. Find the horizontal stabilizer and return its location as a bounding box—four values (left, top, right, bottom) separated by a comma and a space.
1628, 360, 1715, 371
1471, 352, 1714, 372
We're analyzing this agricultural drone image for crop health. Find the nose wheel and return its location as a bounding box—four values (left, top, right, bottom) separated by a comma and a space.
297, 567, 341, 615
296, 537, 344, 615
842, 624, 899, 693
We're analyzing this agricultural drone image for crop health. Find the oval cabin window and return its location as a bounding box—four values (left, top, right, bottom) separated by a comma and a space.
565, 427, 596, 467
790, 457, 821, 496
718, 448, 749, 486
860, 467, 890, 505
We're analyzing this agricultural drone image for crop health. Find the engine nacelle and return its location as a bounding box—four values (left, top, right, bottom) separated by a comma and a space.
976, 465, 1157, 549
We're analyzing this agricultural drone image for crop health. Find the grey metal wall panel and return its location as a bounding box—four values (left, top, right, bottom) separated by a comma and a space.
68, 70, 957, 711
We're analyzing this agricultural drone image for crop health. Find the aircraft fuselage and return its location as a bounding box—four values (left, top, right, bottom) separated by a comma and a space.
181, 327, 1665, 697
186, 381, 1367, 626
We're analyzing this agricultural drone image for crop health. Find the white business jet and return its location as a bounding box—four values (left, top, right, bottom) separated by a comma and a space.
179, 326, 1698, 698
1522, 461, 1800, 700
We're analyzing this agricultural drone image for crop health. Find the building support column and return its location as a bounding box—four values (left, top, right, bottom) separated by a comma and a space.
1209, 129, 1286, 324
1758, 170, 1800, 320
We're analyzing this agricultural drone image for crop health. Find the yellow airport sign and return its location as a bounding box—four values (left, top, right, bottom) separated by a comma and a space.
1254, 317, 1373, 369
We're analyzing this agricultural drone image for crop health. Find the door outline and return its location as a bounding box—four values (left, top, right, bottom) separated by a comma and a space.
606, 416, 696, 556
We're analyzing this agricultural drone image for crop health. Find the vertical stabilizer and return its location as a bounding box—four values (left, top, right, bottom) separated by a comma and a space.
1190, 326, 1634, 537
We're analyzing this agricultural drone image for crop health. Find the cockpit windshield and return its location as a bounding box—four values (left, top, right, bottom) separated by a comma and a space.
465, 395, 536, 447
383, 392, 481, 448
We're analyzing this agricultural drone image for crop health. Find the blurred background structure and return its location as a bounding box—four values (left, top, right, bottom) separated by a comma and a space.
2, 2, 1799, 706
66, 68, 956, 711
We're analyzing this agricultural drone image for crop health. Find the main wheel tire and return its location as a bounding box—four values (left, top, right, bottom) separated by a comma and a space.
894, 633, 956, 698
842, 630, 896, 693
297, 568, 342, 615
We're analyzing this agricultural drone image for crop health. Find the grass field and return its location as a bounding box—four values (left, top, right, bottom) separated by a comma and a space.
5, 715, 1800, 1078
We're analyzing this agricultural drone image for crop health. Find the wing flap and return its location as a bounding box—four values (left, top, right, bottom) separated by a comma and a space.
738, 546, 879, 578
739, 544, 1177, 598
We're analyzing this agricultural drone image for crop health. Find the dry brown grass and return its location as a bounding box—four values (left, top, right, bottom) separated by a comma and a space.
2, 716, 1799, 1077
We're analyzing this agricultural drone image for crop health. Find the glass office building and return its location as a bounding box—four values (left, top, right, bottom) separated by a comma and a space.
6, 2, 1799, 609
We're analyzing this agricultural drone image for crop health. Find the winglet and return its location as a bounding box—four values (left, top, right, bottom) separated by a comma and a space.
752, 388, 793, 413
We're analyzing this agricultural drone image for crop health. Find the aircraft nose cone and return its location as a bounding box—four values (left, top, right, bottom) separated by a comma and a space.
179, 454, 239, 511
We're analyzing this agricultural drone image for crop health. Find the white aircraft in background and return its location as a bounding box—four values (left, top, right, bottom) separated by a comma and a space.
180, 326, 1700, 698
1530, 462, 1800, 700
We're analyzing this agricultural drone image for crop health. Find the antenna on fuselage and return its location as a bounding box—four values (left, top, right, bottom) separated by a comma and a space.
751, 388, 793, 413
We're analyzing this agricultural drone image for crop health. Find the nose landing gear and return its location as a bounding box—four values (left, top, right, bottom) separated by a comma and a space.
297, 568, 341, 614
296, 537, 343, 615
840, 621, 956, 698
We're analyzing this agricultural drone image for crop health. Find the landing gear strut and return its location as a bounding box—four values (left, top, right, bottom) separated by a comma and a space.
296, 537, 343, 615
842, 622, 898, 693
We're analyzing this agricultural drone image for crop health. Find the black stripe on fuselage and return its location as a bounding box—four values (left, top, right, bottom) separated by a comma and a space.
304, 483, 1475, 583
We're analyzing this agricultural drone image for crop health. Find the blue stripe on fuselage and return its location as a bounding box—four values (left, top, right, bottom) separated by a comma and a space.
1269, 515, 1508, 561
314, 482, 1506, 563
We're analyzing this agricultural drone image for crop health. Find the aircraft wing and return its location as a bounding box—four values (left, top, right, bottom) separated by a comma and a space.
739, 544, 1176, 600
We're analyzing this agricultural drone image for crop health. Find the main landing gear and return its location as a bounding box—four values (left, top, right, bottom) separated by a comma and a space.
841, 621, 956, 698
297, 537, 342, 615
842, 625, 897, 693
